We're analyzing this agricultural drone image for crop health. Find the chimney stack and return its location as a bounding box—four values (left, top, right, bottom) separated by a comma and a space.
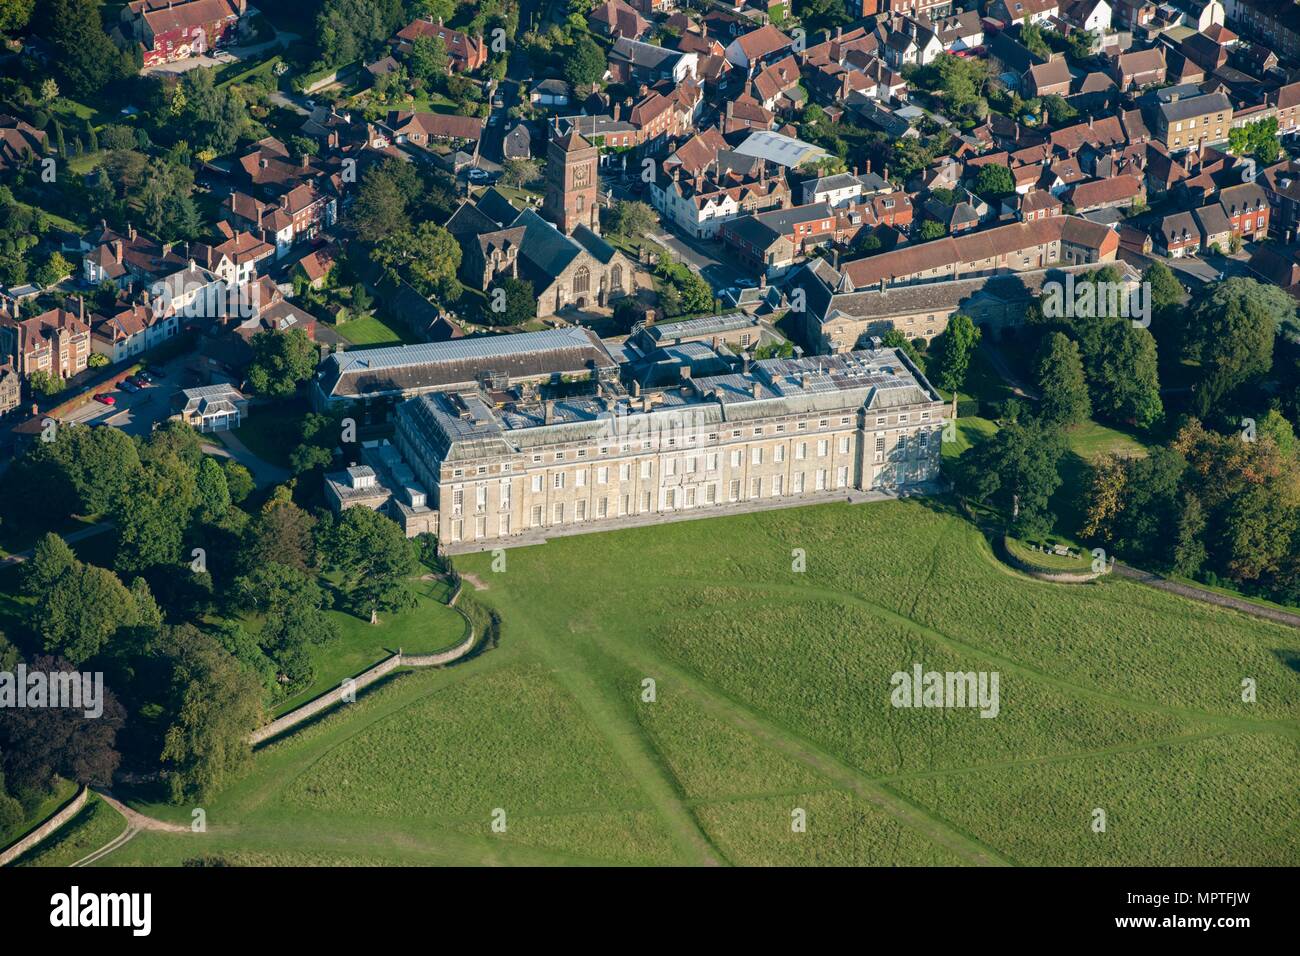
544, 399, 555, 424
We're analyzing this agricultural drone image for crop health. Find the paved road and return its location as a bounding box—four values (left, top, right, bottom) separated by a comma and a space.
1164, 248, 1254, 287
269, 90, 311, 116
61, 357, 190, 438
649, 227, 750, 293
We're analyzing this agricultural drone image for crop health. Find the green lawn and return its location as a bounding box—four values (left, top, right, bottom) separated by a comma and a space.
1003, 534, 1095, 574
487, 184, 544, 211
270, 575, 468, 718
67, 149, 107, 175
942, 415, 996, 460
336, 313, 419, 347
74, 499, 1299, 867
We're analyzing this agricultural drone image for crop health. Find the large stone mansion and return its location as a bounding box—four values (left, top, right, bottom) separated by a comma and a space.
385, 343, 947, 550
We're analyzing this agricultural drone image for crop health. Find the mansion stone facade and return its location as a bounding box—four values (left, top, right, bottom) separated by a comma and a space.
392, 348, 947, 550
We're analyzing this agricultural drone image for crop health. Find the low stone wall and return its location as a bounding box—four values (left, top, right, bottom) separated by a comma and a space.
400, 628, 477, 666
1000, 541, 1111, 583
0, 785, 89, 867
249, 654, 404, 746
1114, 564, 1300, 629
248, 589, 480, 745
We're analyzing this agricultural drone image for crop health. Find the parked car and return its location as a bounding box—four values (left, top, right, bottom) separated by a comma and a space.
94, 393, 115, 405
467, 167, 491, 183
119, 380, 140, 393
492, 91, 505, 109
145, 365, 166, 378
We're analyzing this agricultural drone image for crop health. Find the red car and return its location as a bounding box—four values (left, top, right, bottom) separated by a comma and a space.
94, 393, 116, 406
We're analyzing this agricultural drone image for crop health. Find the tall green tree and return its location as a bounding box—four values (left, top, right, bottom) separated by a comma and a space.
320, 508, 418, 623
22, 533, 76, 596
564, 35, 607, 88
0, 0, 34, 35
245, 491, 317, 573
934, 313, 980, 392
1034, 332, 1091, 426
372, 222, 461, 299
158, 626, 263, 802
174, 68, 248, 156
1185, 278, 1292, 418
35, 0, 133, 98
247, 328, 318, 398
36, 561, 140, 664
195, 457, 232, 523
350, 166, 412, 243
111, 456, 198, 577
1075, 312, 1163, 429
407, 34, 449, 83
973, 164, 1015, 198
957, 417, 1066, 537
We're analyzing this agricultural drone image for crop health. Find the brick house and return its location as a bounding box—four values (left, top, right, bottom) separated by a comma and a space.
123, 0, 247, 68
1218, 181, 1270, 240
384, 111, 485, 155
1153, 92, 1233, 154
394, 18, 488, 74
0, 302, 93, 379
1156, 210, 1201, 257
0, 115, 47, 171
1109, 48, 1166, 91
1066, 174, 1146, 213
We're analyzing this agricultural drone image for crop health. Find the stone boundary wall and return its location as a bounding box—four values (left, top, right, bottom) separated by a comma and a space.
1000, 540, 1111, 583
400, 626, 477, 666
1114, 564, 1300, 630
248, 582, 478, 746
249, 654, 405, 746
0, 785, 89, 867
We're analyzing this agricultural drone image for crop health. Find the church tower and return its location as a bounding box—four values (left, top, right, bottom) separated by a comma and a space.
543, 126, 600, 235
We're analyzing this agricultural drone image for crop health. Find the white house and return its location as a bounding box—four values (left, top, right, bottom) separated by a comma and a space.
928, 10, 985, 52
990, 0, 1061, 26
149, 263, 227, 321
91, 302, 180, 364
883, 21, 945, 71
1064, 0, 1112, 32
1197, 0, 1225, 31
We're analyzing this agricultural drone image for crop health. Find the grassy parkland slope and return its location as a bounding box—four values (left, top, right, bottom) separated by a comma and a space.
85, 499, 1298, 866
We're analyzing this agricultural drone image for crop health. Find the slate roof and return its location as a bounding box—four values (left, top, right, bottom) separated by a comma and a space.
1157, 91, 1232, 124
319, 327, 617, 401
